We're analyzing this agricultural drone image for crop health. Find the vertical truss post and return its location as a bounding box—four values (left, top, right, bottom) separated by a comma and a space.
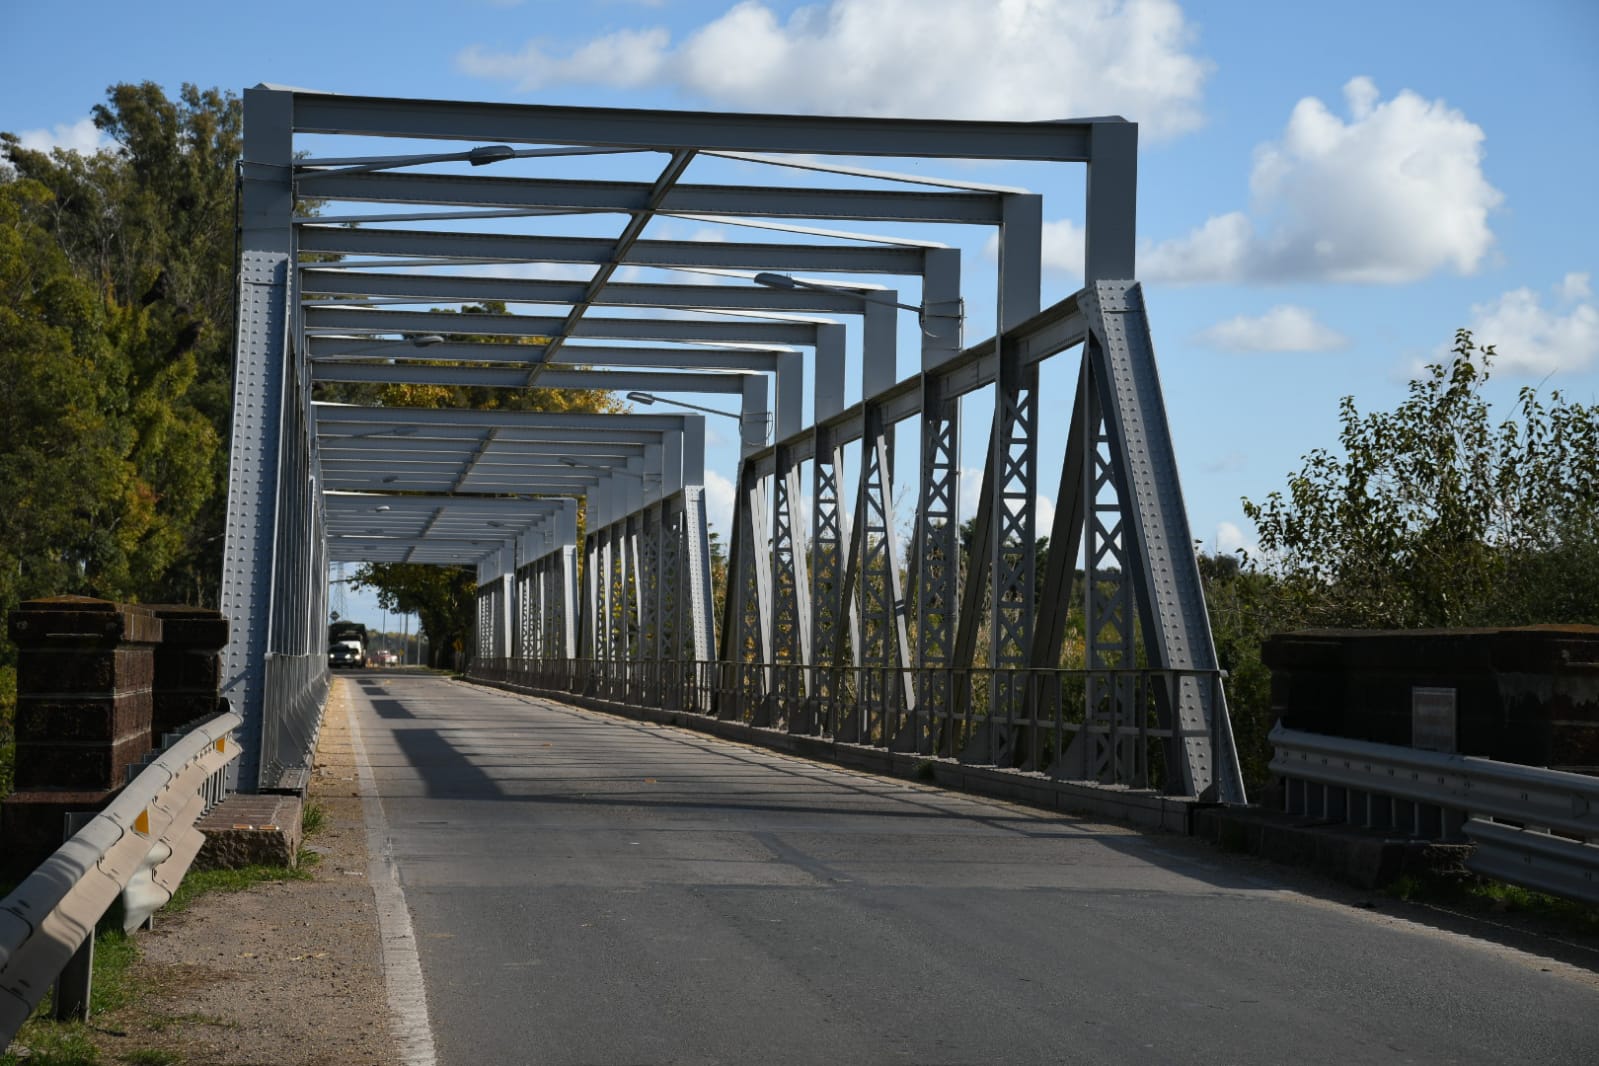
1078, 281, 1246, 802
856, 405, 913, 745
909, 249, 963, 753
810, 426, 848, 735
955, 194, 1042, 766
680, 417, 715, 667
985, 339, 1040, 767
498, 543, 515, 660
770, 442, 811, 729
556, 500, 579, 661
639, 502, 662, 678
769, 352, 810, 729
1064, 354, 1138, 783
723, 460, 772, 722
220, 88, 293, 790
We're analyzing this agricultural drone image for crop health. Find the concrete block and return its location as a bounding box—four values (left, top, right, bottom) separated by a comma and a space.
195, 794, 303, 870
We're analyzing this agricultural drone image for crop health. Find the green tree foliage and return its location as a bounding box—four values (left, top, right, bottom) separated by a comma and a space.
349, 564, 478, 671
2, 82, 241, 607
1243, 330, 1599, 629
1, 84, 242, 791
1215, 330, 1599, 791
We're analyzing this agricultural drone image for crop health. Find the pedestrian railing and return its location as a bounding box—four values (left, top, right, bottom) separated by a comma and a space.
0, 709, 241, 1045
1270, 724, 1599, 905
469, 657, 1227, 793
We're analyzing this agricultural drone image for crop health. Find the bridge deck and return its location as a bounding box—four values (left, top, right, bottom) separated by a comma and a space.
342, 673, 1597, 1065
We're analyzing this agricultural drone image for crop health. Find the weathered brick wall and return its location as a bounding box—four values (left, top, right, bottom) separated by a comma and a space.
1262, 626, 1599, 771
1, 596, 162, 876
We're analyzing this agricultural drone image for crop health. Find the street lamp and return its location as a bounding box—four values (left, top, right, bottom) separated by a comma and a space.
560, 458, 647, 479
627, 391, 769, 446
316, 334, 446, 357
347, 426, 420, 442
752, 272, 958, 339
626, 391, 741, 421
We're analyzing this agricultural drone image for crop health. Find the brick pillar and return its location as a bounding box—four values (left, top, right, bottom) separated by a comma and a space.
149, 605, 229, 739
1, 596, 162, 877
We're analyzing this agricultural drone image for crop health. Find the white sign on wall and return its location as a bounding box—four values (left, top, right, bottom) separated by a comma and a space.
1412, 687, 1457, 753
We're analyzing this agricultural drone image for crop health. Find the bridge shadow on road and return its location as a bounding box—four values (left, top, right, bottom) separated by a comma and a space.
346, 673, 1599, 977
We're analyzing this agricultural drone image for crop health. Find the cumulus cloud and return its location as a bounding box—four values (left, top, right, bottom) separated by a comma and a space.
1467, 272, 1599, 377
1134, 77, 1503, 284
1213, 520, 1256, 559
459, 0, 1211, 136
15, 117, 109, 155
1196, 305, 1349, 353
1033, 494, 1056, 534
703, 468, 736, 538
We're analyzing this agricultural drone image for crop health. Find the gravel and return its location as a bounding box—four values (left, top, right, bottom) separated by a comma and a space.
92, 683, 400, 1065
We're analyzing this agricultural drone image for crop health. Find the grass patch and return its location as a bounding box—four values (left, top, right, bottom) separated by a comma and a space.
1384, 869, 1599, 935
164, 863, 311, 915
121, 1051, 181, 1065
300, 800, 327, 836
0, 1023, 101, 1066
0, 925, 140, 1066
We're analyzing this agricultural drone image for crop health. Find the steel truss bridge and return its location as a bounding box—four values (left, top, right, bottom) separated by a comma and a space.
220, 85, 1245, 803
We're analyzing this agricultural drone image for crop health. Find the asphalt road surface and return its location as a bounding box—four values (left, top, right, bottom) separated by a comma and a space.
343, 673, 1599, 1065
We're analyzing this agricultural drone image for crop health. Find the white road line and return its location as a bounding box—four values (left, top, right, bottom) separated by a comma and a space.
346, 694, 440, 1066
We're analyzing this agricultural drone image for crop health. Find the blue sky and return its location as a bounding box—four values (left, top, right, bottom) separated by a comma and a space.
5, 0, 1597, 630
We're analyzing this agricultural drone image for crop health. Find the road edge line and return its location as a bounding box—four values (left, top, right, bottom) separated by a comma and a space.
345, 685, 440, 1066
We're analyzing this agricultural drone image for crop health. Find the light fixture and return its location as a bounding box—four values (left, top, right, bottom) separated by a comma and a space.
469, 145, 516, 166
752, 272, 957, 339
627, 392, 742, 422
318, 334, 446, 358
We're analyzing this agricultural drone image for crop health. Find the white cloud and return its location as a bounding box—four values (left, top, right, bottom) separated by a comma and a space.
703, 468, 735, 538
1202, 451, 1247, 474
15, 117, 109, 155
1466, 272, 1599, 377
1196, 305, 1348, 353
1140, 77, 1502, 284
1558, 271, 1592, 303
459, 0, 1211, 136
1008, 218, 1087, 279
1033, 494, 1056, 535
1213, 520, 1256, 559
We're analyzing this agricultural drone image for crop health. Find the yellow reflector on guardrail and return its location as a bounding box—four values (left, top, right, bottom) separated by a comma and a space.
133, 809, 150, 836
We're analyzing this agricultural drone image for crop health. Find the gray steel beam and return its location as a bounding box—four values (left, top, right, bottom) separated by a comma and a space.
1081, 281, 1245, 803
309, 338, 793, 369
533, 150, 696, 384
296, 226, 929, 274
302, 269, 877, 316
315, 405, 692, 431
312, 363, 751, 393
219, 87, 295, 790
286, 89, 1102, 161
294, 170, 1005, 224
304, 305, 822, 345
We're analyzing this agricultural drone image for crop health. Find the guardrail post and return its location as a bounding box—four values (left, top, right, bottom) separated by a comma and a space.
1, 596, 161, 878
51, 811, 98, 1021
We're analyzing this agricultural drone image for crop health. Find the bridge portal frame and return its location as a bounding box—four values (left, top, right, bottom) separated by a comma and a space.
221, 85, 1244, 803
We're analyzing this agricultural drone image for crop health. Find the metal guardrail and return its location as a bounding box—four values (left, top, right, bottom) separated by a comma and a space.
0, 709, 241, 1045
1270, 724, 1599, 905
